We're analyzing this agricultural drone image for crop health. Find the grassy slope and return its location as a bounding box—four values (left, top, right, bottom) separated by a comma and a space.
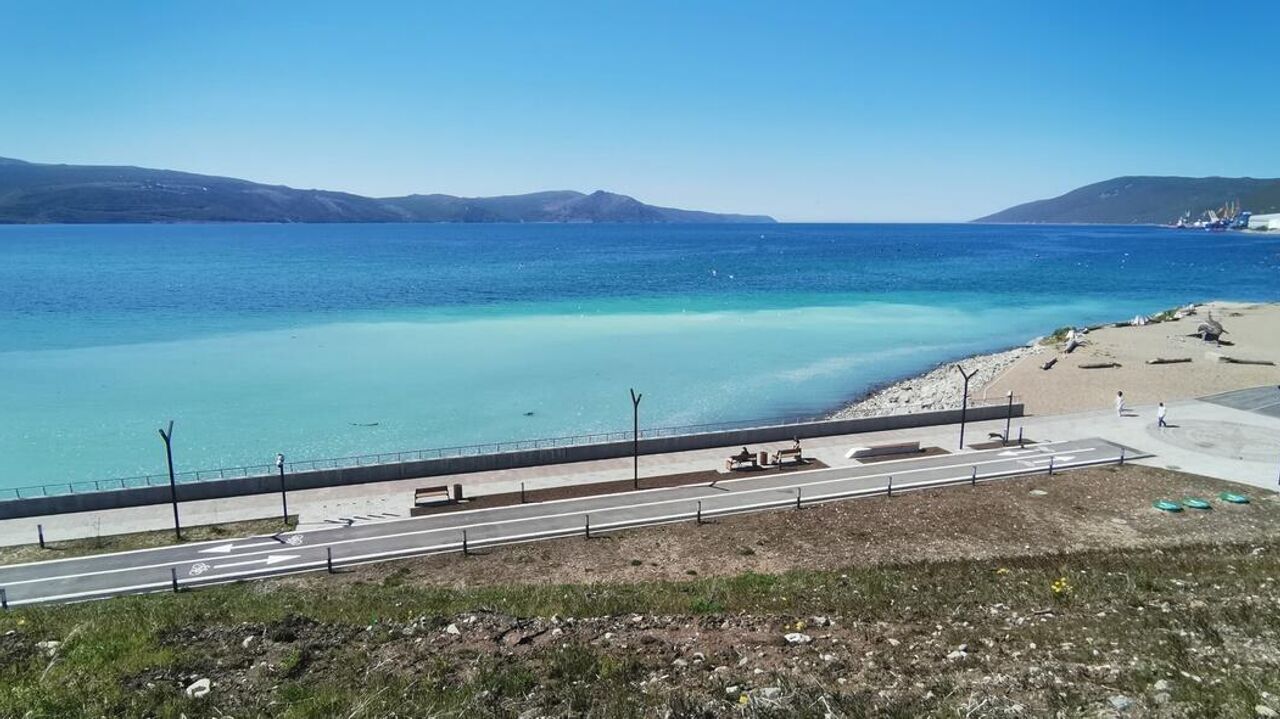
3, 540, 1280, 716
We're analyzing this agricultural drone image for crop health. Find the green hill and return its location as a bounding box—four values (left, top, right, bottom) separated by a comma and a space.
976, 176, 1280, 224
0, 157, 774, 224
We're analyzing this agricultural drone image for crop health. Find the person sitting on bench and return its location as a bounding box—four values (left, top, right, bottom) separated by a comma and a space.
725, 447, 755, 470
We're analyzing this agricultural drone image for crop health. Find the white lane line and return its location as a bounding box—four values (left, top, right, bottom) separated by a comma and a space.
4, 453, 1131, 606
0, 446, 1113, 588
0, 439, 1082, 571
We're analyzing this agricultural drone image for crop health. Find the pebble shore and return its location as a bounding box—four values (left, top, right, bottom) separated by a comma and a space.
829, 344, 1044, 418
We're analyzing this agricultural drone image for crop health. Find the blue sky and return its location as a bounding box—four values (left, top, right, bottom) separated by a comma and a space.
1, 1, 1276, 221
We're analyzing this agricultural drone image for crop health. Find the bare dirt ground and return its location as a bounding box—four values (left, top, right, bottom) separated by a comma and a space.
285, 464, 1280, 592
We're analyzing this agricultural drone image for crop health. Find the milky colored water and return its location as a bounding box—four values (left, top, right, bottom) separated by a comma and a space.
0, 223, 1276, 491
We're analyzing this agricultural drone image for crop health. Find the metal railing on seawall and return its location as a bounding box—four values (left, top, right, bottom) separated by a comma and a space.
0, 396, 1015, 502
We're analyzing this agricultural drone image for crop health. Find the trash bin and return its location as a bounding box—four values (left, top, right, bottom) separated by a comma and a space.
452, 483, 464, 501
758, 450, 769, 466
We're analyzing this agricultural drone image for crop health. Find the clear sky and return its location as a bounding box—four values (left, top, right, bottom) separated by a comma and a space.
1, 1, 1276, 221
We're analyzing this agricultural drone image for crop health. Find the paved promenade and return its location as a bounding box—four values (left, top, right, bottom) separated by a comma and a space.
0, 389, 1277, 548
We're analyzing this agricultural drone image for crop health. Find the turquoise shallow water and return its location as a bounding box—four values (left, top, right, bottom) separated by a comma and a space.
0, 223, 1276, 491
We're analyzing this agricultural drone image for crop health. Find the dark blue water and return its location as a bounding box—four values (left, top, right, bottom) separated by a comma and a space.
4, 223, 1275, 351
0, 222, 1276, 488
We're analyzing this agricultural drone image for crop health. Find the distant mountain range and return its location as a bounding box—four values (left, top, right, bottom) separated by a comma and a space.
0, 157, 774, 224
976, 176, 1280, 224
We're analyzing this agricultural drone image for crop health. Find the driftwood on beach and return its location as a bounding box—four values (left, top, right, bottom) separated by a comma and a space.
1146, 357, 1192, 365
1040, 357, 1058, 371
1221, 357, 1276, 366
1078, 362, 1121, 369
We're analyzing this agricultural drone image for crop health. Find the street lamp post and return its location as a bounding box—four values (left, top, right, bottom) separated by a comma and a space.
1004, 390, 1014, 444
629, 388, 643, 490
955, 365, 977, 450
276, 453, 289, 525
157, 420, 181, 541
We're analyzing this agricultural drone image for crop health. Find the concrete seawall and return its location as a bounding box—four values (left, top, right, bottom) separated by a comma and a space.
0, 404, 1022, 519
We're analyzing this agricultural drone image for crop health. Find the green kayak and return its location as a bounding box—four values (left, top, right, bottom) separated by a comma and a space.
1219, 492, 1250, 504
1182, 497, 1212, 510
1153, 500, 1183, 512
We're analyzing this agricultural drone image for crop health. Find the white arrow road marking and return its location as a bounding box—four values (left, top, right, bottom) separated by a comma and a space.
198, 536, 304, 554
1023, 455, 1077, 466
211, 554, 299, 570
198, 544, 235, 554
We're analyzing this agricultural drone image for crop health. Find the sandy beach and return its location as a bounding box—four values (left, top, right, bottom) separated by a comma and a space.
834, 300, 1280, 418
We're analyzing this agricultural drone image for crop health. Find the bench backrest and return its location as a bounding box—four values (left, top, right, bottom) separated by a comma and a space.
414, 486, 450, 503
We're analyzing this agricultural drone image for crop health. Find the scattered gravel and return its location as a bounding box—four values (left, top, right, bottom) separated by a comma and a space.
830, 345, 1041, 419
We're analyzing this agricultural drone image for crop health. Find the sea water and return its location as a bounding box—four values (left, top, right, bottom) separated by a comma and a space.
0, 222, 1276, 490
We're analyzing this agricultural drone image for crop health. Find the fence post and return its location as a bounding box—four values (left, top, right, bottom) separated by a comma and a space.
1048, 455, 1054, 476
462, 530, 469, 557
971, 466, 977, 486
1, 587, 7, 610
37, 524, 45, 549
887, 476, 893, 498
170, 567, 178, 593
696, 500, 702, 525
585, 515, 591, 540
796, 487, 802, 510
327, 547, 334, 573
1018, 427, 1024, 447
1119, 448, 1125, 466
520, 482, 526, 504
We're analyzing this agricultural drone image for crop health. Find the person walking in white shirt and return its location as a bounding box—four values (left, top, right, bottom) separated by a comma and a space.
1157, 402, 1167, 427
1115, 390, 1126, 417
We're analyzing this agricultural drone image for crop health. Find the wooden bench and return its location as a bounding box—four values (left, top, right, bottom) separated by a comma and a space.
772, 446, 804, 466
414, 485, 452, 506
845, 440, 921, 460
725, 454, 759, 471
